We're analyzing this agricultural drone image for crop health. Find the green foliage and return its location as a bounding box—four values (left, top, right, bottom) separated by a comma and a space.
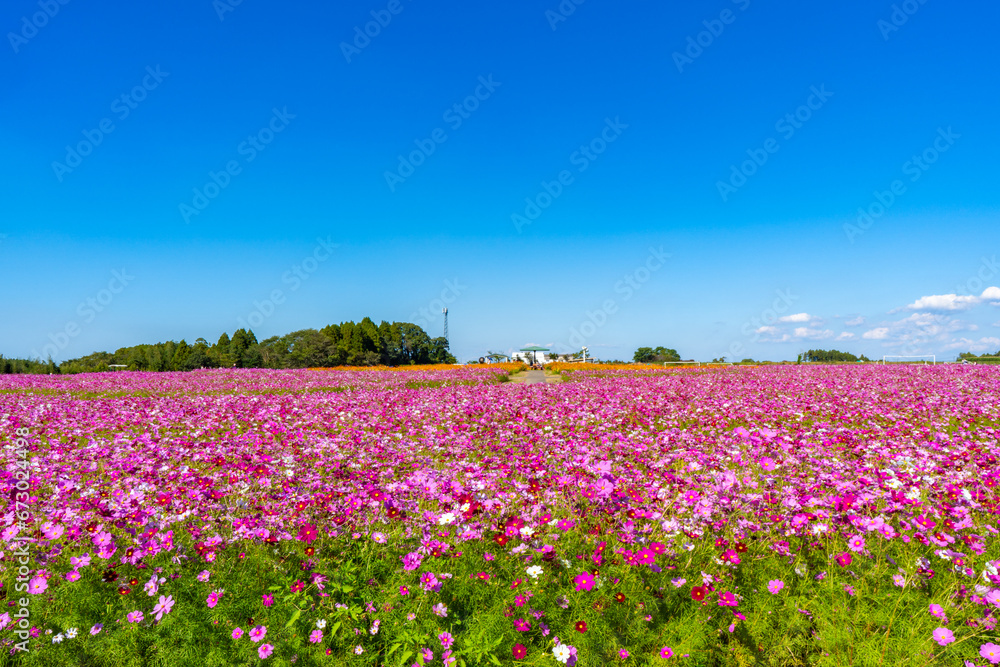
633, 347, 681, 363
1, 320, 456, 374
801, 349, 872, 363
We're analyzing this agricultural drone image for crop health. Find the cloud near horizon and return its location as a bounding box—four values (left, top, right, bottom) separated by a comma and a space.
898, 287, 1000, 313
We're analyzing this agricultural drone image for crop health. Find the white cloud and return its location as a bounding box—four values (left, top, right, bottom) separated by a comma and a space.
755, 326, 779, 335
778, 313, 813, 323
943, 337, 1000, 352
844, 316, 865, 327
899, 286, 1000, 312
792, 327, 834, 340
836, 332, 856, 341
863, 328, 890, 340
904, 294, 979, 312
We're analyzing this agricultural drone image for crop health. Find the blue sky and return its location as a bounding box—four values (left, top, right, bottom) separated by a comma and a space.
2, 0, 998, 363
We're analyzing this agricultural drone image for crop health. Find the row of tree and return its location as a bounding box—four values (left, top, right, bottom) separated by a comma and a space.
633, 346, 682, 363
1, 318, 455, 374
799, 349, 872, 363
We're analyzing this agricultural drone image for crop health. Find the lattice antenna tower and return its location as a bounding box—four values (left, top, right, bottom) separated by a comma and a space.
443, 308, 449, 346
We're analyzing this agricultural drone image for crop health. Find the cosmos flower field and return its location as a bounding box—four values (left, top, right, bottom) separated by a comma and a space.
2, 365, 999, 666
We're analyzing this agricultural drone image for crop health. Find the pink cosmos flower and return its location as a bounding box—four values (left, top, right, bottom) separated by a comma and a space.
206, 591, 222, 608
768, 580, 784, 594
70, 554, 91, 568
153, 595, 174, 620
309, 630, 323, 643
90, 624, 103, 635
127, 611, 144, 623
981, 642, 1000, 664
574, 572, 595, 592
233, 628, 244, 639
262, 593, 274, 607
835, 552, 852, 568
433, 603, 448, 617
847, 535, 865, 553
636, 548, 656, 565
929, 603, 946, 619
249, 625, 267, 642
439, 632, 454, 649
27, 576, 47, 595
514, 618, 531, 632
258, 644, 273, 659
65, 570, 81, 582
661, 646, 674, 658
932, 628, 954, 646
619, 649, 629, 659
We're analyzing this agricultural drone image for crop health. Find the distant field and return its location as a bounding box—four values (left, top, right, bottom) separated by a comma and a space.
2, 365, 998, 666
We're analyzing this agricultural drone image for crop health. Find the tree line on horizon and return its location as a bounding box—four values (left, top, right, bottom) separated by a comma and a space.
0, 318, 455, 374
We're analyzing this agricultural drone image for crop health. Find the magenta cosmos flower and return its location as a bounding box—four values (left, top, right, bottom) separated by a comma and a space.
249, 625, 267, 642
258, 643, 273, 659
767, 580, 784, 594
127, 611, 144, 623
297, 523, 318, 544
309, 630, 323, 643
660, 646, 674, 658
981, 643, 1000, 664
262, 593, 274, 607
718, 591, 738, 606
574, 572, 595, 592
232, 627, 244, 639
835, 552, 852, 568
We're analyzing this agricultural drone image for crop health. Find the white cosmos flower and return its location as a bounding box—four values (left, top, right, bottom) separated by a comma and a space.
553, 644, 571, 663
438, 513, 456, 526
526, 565, 543, 579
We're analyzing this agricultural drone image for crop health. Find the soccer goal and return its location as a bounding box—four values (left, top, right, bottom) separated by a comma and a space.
881, 355, 936, 365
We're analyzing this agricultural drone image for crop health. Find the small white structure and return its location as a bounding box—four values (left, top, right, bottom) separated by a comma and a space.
511, 350, 553, 364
